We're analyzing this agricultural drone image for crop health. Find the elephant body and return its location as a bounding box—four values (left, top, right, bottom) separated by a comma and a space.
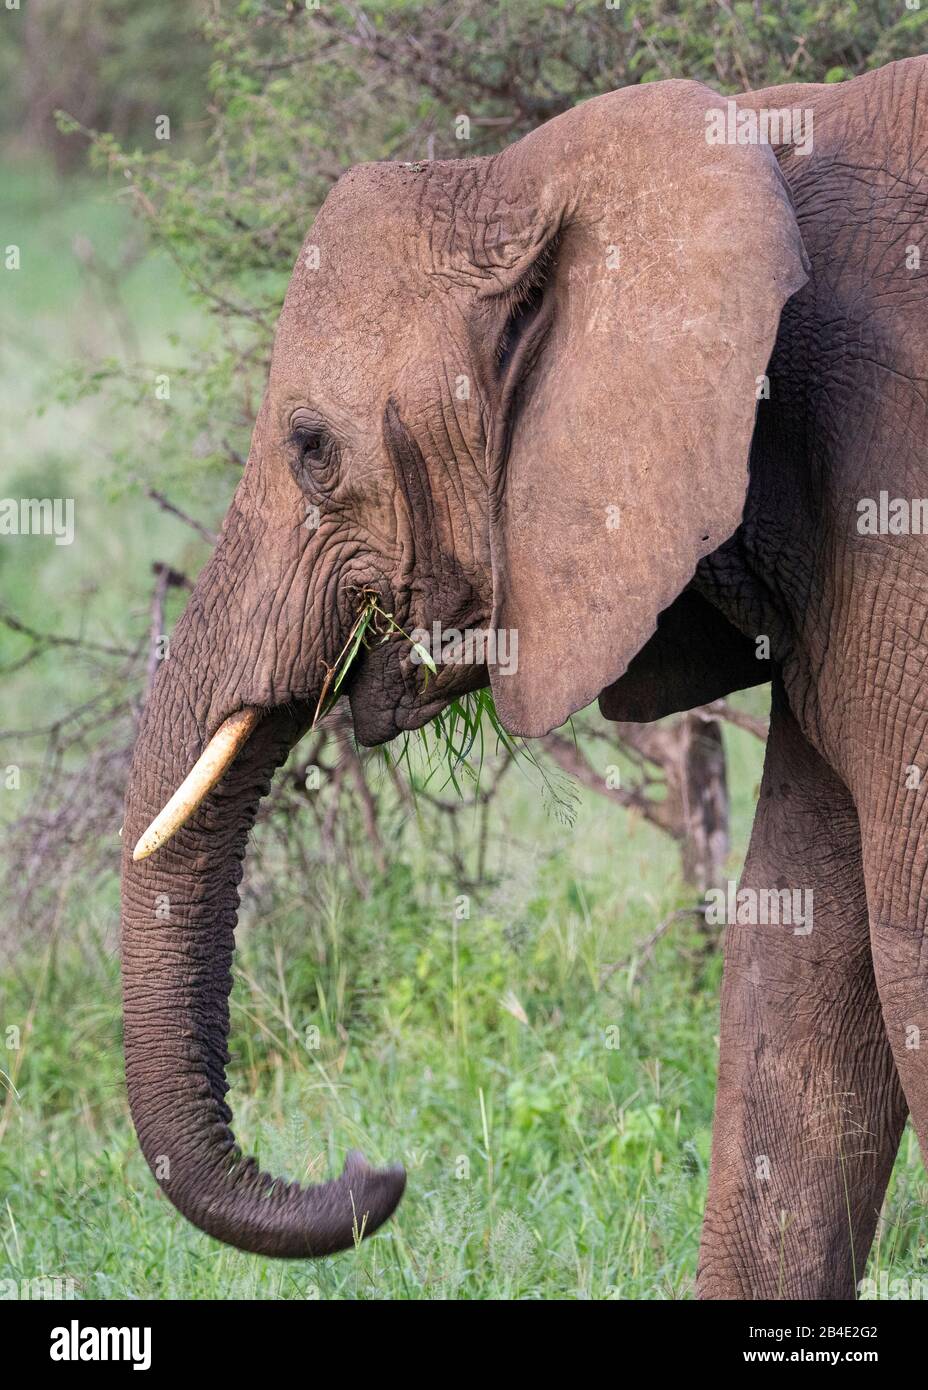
121, 56, 928, 1296
608, 64, 928, 1297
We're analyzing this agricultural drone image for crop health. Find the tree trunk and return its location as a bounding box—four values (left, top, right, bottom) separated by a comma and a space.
677, 713, 729, 892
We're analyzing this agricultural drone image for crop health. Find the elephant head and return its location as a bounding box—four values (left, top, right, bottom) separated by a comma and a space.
120, 78, 806, 1256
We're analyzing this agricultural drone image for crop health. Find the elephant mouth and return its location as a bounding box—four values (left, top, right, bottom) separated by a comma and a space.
348, 594, 493, 746
349, 647, 489, 746
132, 630, 489, 861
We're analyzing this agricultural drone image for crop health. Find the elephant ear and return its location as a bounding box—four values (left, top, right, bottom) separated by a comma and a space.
598, 588, 771, 723
484, 80, 807, 736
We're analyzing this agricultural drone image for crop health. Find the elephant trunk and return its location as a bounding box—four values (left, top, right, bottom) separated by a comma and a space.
119, 620, 405, 1257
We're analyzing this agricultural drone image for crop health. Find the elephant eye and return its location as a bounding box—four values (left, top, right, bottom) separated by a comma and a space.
292, 427, 325, 461
287, 421, 335, 494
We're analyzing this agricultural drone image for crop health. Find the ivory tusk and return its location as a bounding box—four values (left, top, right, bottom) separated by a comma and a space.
132, 707, 261, 862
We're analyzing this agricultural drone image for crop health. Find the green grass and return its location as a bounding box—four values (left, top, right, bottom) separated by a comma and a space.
2, 719, 928, 1299
1, 761, 713, 1299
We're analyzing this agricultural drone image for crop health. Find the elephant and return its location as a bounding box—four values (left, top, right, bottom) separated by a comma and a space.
121, 54, 928, 1298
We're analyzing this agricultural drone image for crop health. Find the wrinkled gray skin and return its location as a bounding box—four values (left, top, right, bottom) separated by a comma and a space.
121, 58, 928, 1295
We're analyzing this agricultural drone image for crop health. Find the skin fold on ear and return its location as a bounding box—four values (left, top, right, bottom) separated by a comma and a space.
485, 79, 808, 737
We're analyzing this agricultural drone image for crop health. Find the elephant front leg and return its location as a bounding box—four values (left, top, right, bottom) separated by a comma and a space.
697, 685, 906, 1299
862, 780, 928, 1187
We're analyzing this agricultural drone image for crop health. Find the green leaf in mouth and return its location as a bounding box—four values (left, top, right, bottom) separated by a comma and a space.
312, 597, 577, 827
312, 596, 435, 729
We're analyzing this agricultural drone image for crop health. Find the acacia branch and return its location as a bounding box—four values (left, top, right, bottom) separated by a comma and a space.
139, 484, 218, 546
539, 731, 682, 839
0, 608, 134, 659
695, 700, 769, 741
